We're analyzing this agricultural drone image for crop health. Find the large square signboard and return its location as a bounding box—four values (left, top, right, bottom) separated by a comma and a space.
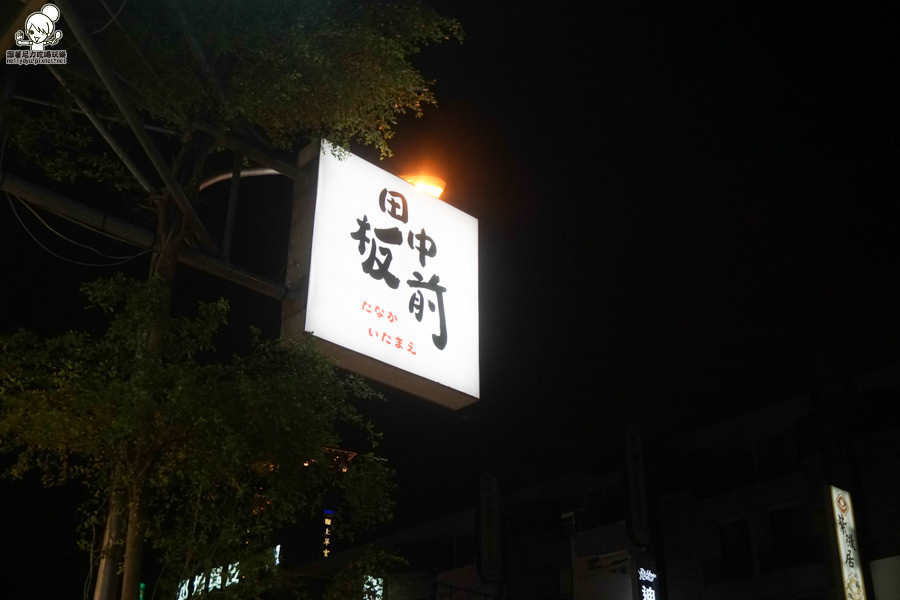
305, 143, 479, 408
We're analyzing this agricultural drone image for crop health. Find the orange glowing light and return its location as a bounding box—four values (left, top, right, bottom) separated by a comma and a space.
400, 174, 446, 198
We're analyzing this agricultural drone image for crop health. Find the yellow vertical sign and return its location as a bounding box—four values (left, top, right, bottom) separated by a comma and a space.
323, 509, 334, 557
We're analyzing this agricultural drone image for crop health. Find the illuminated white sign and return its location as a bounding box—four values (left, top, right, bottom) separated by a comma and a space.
177, 562, 240, 599
306, 142, 479, 404
636, 565, 661, 600
175, 546, 279, 599
831, 486, 867, 600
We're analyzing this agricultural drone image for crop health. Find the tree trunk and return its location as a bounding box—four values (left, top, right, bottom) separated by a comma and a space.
121, 482, 146, 600
93, 485, 125, 600
151, 196, 186, 284
99, 135, 204, 600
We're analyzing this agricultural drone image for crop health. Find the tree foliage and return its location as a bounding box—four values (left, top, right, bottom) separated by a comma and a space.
2, 2, 460, 596
0, 275, 393, 597
6, 0, 462, 191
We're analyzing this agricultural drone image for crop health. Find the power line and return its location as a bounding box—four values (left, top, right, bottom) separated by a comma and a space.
6, 192, 149, 267
93, 0, 130, 35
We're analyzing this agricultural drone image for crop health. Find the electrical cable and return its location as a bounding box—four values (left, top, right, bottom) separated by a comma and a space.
14, 194, 142, 260
5, 192, 150, 267
93, 0, 130, 35
101, 0, 165, 91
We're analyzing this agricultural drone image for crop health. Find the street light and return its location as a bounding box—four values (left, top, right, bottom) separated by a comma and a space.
399, 174, 446, 199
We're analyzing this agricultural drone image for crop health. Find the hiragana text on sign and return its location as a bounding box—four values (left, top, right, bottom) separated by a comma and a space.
350, 188, 450, 351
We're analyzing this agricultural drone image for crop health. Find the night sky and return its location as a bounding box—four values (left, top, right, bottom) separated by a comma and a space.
2, 1, 898, 595
368, 1, 899, 514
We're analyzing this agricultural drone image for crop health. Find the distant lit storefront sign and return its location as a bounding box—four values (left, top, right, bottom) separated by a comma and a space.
177, 562, 241, 599
175, 546, 279, 599
305, 142, 479, 408
323, 509, 334, 557
637, 567, 661, 600
830, 486, 867, 600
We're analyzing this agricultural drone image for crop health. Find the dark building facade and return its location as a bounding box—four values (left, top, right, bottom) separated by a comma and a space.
291, 363, 900, 600
653, 363, 900, 600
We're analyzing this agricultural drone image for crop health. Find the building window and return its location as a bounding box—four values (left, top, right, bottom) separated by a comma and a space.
706, 518, 754, 583
759, 503, 823, 573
